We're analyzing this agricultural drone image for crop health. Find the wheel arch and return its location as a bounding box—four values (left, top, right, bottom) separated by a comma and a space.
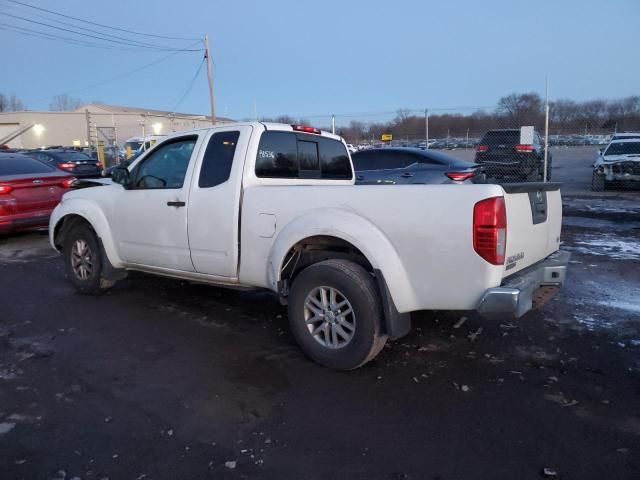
266, 209, 416, 317
50, 199, 123, 268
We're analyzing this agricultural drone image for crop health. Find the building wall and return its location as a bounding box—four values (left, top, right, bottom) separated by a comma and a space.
1, 110, 222, 149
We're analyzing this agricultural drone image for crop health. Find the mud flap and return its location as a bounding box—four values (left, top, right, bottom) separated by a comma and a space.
374, 269, 411, 339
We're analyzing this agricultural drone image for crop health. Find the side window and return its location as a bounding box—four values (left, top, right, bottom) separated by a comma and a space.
319, 137, 352, 179
133, 136, 196, 189
255, 131, 298, 178
199, 131, 240, 188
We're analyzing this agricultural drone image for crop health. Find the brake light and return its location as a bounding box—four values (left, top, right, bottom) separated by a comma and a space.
59, 162, 75, 169
446, 171, 476, 181
61, 178, 76, 188
477, 145, 489, 152
292, 125, 322, 135
473, 196, 507, 265
0, 185, 13, 195
515, 144, 534, 152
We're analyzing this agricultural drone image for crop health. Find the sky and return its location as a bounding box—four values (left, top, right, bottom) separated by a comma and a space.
1, 0, 639, 123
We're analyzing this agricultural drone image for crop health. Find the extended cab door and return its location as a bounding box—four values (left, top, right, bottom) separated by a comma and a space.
112, 134, 201, 271
187, 125, 253, 277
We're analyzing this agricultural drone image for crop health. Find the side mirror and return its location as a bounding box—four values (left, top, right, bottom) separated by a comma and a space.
598, 148, 603, 155
111, 167, 131, 188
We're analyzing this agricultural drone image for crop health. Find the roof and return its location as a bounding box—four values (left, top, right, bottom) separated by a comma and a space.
73, 102, 234, 122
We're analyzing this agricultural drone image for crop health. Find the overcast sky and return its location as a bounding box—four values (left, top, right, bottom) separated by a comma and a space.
1, 0, 638, 121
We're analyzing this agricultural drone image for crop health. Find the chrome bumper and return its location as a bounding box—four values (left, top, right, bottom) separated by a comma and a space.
477, 250, 570, 320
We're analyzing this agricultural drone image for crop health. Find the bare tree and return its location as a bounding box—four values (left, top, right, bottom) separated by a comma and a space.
496, 92, 543, 125
0, 93, 25, 112
50, 94, 83, 112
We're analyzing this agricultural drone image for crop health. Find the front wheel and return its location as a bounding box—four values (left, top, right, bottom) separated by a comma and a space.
287, 259, 387, 370
591, 171, 606, 192
63, 224, 103, 294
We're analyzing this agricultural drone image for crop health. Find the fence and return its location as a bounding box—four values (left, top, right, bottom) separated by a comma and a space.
287, 105, 624, 184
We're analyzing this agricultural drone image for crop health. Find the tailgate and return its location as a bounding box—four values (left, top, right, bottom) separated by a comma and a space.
501, 182, 562, 277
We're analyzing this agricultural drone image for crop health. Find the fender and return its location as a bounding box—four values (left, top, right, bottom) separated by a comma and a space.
49, 197, 124, 268
266, 208, 418, 314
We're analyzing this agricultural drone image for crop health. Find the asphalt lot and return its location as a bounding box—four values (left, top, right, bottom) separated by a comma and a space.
1, 151, 639, 479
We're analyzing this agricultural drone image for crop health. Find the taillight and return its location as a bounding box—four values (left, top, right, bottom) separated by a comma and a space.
61, 178, 76, 188
477, 145, 489, 152
0, 185, 13, 195
59, 162, 75, 169
515, 144, 534, 152
473, 196, 507, 265
292, 125, 322, 134
446, 171, 476, 182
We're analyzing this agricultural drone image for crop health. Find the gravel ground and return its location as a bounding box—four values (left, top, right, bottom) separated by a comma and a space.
0, 181, 639, 479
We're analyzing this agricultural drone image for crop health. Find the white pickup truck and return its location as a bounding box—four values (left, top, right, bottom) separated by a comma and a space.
49, 122, 569, 370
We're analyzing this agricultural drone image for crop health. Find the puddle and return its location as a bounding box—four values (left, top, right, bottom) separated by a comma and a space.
565, 233, 640, 260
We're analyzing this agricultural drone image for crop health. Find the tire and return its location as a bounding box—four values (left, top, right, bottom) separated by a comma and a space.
63, 223, 103, 294
287, 259, 387, 370
526, 166, 540, 182
591, 171, 606, 192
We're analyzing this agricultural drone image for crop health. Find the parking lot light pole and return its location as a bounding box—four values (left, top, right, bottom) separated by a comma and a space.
424, 108, 429, 148
332, 115, 336, 134
543, 77, 550, 182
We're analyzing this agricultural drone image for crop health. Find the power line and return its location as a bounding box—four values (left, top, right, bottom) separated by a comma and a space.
169, 57, 206, 112
0, 11, 200, 51
6, 0, 200, 41
0, 2, 191, 51
24, 41, 203, 105
0, 21, 160, 51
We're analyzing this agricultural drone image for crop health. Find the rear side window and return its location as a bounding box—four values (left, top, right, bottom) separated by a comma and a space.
0, 155, 56, 176
199, 131, 240, 188
255, 131, 352, 180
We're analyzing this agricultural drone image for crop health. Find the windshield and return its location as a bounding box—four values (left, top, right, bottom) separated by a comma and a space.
51, 151, 91, 162
125, 141, 143, 152
0, 155, 56, 176
611, 134, 640, 141
604, 142, 640, 156
480, 130, 520, 145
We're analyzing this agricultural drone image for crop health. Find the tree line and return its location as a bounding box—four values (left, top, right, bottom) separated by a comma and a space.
262, 93, 640, 143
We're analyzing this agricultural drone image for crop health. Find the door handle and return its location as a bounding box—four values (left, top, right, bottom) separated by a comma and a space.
167, 201, 186, 207
400, 172, 414, 178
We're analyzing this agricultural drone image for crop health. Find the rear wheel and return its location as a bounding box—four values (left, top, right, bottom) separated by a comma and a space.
288, 259, 387, 370
591, 171, 606, 192
63, 224, 103, 294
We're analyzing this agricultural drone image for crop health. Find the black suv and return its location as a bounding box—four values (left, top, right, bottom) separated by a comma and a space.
475, 129, 551, 181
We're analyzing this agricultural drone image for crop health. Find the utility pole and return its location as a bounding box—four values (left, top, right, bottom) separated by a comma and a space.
204, 34, 216, 125
331, 115, 336, 134
424, 108, 429, 148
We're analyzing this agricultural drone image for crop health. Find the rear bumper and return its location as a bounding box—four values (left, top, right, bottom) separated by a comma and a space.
476, 250, 570, 320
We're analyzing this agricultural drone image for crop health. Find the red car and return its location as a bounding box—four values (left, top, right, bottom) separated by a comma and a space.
0, 152, 75, 235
